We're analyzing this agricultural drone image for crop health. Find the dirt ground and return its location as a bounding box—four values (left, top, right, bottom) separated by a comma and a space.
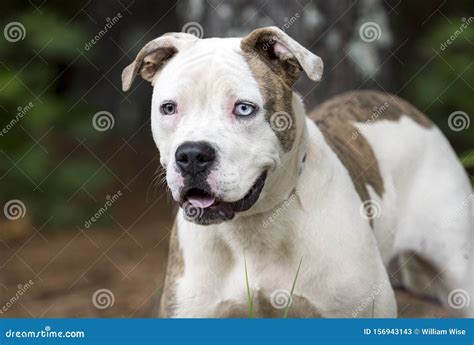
0, 208, 174, 318
0, 222, 454, 318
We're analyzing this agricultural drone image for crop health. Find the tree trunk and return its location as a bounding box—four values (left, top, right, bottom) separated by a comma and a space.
177, 0, 394, 109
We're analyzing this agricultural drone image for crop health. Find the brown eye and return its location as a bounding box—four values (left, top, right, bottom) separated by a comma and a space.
160, 102, 177, 115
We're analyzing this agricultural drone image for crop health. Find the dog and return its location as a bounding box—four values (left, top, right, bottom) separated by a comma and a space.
122, 27, 473, 318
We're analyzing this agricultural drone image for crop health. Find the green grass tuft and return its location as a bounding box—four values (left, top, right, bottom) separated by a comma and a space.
244, 252, 254, 318
283, 256, 303, 318
371, 298, 375, 318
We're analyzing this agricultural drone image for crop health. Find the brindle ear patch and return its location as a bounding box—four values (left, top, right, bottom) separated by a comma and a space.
252, 36, 303, 87
241, 26, 323, 84
121, 32, 198, 92
140, 47, 177, 83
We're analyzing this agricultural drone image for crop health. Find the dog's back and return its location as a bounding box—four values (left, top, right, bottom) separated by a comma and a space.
309, 90, 432, 223
310, 90, 473, 316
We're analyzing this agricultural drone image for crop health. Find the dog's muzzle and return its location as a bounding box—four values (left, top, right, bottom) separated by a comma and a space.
179, 171, 268, 225
172, 140, 267, 225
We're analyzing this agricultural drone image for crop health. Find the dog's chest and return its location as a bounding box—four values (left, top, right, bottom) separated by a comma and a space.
178, 260, 321, 318
176, 211, 324, 317
177, 238, 322, 317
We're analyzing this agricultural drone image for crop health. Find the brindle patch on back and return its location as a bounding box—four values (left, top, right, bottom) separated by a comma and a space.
159, 221, 184, 317
310, 90, 432, 226
240, 33, 300, 152
324, 90, 433, 128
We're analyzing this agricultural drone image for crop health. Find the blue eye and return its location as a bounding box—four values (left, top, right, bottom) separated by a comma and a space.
233, 102, 257, 117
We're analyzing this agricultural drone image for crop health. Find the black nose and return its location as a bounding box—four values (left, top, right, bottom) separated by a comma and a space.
175, 141, 216, 176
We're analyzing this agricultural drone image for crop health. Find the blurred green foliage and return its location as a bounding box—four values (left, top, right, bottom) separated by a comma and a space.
0, 11, 110, 229
404, 17, 474, 155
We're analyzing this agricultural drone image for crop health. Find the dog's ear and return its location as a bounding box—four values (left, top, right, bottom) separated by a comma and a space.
241, 26, 323, 84
121, 33, 198, 92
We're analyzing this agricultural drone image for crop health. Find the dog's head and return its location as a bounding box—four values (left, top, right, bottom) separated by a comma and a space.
122, 27, 323, 225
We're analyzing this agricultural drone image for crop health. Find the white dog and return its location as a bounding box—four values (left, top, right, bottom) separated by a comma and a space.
122, 27, 473, 318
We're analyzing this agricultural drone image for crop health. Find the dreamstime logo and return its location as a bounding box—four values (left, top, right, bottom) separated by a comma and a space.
262, 191, 298, 228
3, 22, 26, 42
270, 111, 293, 132
84, 12, 123, 51
3, 199, 26, 220
183, 202, 204, 221
352, 102, 390, 140
84, 191, 123, 229
447, 289, 470, 310
359, 22, 382, 43
92, 288, 115, 309
181, 22, 204, 38
441, 193, 473, 229
448, 111, 470, 132
92, 111, 115, 132
281, 12, 300, 32
4, 325, 85, 338
261, 12, 300, 52
270, 289, 292, 309
0, 102, 34, 137
0, 280, 34, 314
352, 280, 389, 317
359, 200, 382, 220
440, 17, 474, 51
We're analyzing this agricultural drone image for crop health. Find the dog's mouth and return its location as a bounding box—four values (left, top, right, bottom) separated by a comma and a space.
185, 188, 217, 209
179, 171, 267, 225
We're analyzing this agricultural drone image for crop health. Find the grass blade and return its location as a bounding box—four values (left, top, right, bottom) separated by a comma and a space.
371, 298, 375, 318
244, 252, 254, 318
283, 256, 303, 318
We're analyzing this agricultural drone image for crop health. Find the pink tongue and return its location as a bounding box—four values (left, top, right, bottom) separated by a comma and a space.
187, 195, 216, 208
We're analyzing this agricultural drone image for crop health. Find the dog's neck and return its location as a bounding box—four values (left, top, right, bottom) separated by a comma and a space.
293, 94, 310, 177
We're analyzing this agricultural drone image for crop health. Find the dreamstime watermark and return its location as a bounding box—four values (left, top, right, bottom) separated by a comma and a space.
181, 22, 204, 38
270, 289, 292, 309
262, 191, 298, 228
183, 202, 204, 222
5, 325, 85, 339
440, 17, 474, 51
84, 191, 122, 229
441, 193, 473, 229
359, 22, 382, 43
0, 102, 34, 137
359, 199, 382, 220
352, 102, 390, 140
261, 12, 300, 52
92, 288, 115, 309
0, 280, 34, 314
92, 110, 115, 131
3, 22, 26, 42
447, 288, 470, 310
84, 12, 123, 51
281, 12, 300, 32
270, 111, 293, 132
3, 199, 26, 220
448, 111, 470, 132
352, 280, 389, 317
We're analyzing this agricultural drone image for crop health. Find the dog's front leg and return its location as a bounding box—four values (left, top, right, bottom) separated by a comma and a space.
317, 265, 398, 318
